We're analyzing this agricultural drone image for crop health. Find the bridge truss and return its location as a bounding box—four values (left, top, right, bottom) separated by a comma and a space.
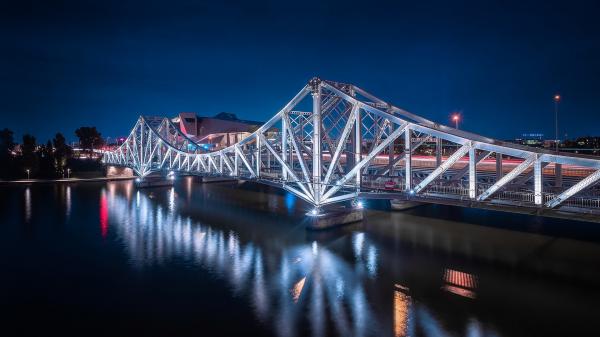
103, 78, 600, 218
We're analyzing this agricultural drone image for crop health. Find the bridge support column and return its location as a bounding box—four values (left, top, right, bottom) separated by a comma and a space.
306, 206, 363, 230
469, 147, 476, 199
282, 114, 288, 181
405, 128, 412, 191
436, 137, 442, 167
390, 199, 424, 211
234, 151, 239, 176
256, 134, 261, 178
388, 122, 394, 176
311, 79, 322, 205
354, 103, 361, 192
555, 163, 563, 187
496, 154, 503, 181
534, 156, 543, 205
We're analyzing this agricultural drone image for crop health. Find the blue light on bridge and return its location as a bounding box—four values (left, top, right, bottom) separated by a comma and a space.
285, 193, 296, 212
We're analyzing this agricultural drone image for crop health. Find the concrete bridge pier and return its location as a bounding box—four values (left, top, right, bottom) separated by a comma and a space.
390, 199, 425, 211
105, 166, 134, 178
306, 205, 364, 230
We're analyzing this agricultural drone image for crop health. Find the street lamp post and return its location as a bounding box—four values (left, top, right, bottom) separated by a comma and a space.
26, 169, 30, 180
554, 94, 561, 153
452, 114, 460, 129
67, 168, 71, 179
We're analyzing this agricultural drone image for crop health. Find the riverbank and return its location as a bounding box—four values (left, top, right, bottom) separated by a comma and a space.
0, 176, 134, 185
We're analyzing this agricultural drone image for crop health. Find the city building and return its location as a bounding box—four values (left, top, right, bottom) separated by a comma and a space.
512, 133, 545, 147
172, 112, 271, 150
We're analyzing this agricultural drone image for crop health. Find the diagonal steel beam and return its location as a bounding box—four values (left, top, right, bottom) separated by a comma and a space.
285, 115, 313, 192
260, 134, 313, 201
376, 135, 432, 176
235, 145, 255, 177
413, 143, 472, 193
546, 169, 600, 208
477, 155, 536, 201
450, 150, 490, 182
322, 122, 408, 201
323, 103, 358, 186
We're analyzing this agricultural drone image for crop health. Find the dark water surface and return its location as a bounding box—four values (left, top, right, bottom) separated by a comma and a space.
2, 178, 600, 337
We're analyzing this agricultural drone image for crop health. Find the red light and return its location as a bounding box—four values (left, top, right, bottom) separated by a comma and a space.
100, 192, 108, 238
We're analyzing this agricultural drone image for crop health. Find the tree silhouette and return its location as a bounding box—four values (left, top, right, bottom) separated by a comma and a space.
75, 127, 104, 154
0, 128, 15, 178
21, 134, 39, 177
53, 133, 72, 172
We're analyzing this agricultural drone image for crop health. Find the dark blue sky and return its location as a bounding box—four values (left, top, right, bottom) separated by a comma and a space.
1, 0, 599, 142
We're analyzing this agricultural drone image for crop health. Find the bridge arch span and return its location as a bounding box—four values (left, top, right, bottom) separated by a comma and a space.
103, 78, 600, 219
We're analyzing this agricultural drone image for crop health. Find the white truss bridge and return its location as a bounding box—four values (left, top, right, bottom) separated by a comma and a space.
102, 78, 600, 219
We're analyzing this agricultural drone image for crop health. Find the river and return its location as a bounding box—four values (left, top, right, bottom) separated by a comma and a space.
2, 177, 600, 336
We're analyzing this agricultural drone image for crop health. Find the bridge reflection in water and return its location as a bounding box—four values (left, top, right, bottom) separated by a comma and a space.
108, 186, 377, 336
96, 178, 600, 337
103, 180, 505, 337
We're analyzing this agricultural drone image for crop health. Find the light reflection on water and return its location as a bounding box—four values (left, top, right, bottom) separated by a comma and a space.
103, 182, 497, 337
11, 180, 600, 336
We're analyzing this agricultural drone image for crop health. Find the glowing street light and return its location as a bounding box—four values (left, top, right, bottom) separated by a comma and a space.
26, 169, 30, 180
67, 168, 71, 179
452, 114, 460, 129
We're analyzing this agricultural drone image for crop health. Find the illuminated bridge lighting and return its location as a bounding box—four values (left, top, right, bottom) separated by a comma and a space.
102, 78, 600, 221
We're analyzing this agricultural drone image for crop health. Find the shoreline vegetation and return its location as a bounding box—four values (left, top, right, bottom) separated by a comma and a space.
1, 127, 105, 181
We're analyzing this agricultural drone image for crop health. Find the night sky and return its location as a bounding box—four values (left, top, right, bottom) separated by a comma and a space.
1, 0, 599, 143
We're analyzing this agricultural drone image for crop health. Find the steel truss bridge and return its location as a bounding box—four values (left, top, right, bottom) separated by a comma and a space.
102, 78, 600, 220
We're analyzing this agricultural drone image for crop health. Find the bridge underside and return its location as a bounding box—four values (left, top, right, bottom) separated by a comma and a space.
103, 78, 600, 222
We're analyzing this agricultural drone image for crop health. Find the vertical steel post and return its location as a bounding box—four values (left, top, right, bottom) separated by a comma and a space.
534, 157, 542, 205
436, 137, 442, 167
255, 134, 261, 178
496, 154, 503, 181
469, 147, 476, 199
312, 80, 322, 205
282, 114, 288, 180
405, 127, 411, 191
388, 121, 394, 177
354, 103, 361, 192
555, 163, 563, 187
234, 151, 238, 176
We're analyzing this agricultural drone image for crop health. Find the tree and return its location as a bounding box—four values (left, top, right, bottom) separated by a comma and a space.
75, 127, 104, 154
0, 128, 15, 155
39, 140, 56, 178
21, 134, 39, 177
0, 128, 15, 178
53, 132, 72, 172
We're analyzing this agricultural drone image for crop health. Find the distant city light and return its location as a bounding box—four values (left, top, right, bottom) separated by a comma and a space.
554, 94, 561, 102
